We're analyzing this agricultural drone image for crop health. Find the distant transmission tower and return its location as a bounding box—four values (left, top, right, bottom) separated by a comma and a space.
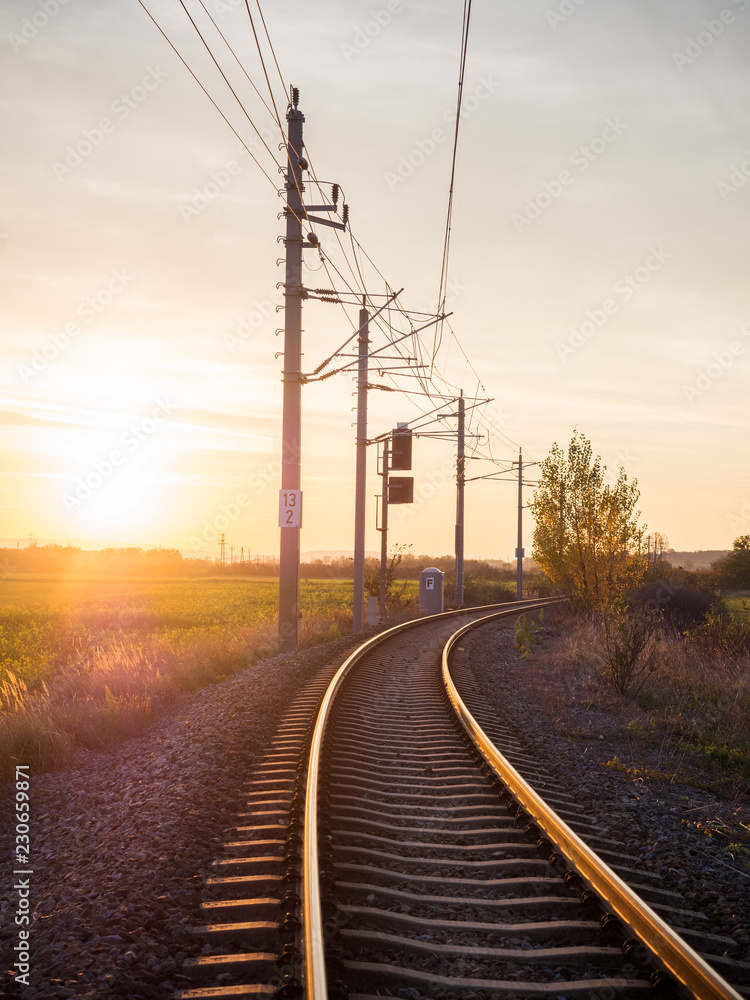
219, 533, 227, 566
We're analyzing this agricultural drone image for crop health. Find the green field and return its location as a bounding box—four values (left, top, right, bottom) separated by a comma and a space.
726, 595, 750, 621
0, 576, 357, 688
0, 576, 362, 777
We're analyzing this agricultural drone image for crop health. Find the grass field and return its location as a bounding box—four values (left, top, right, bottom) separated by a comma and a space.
726, 595, 750, 621
0, 575, 364, 779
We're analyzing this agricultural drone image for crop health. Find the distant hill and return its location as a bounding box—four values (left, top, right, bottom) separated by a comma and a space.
664, 550, 729, 569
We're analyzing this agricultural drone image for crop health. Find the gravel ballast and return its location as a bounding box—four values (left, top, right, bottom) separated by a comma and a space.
456, 614, 750, 970
0, 633, 366, 999
3, 611, 749, 999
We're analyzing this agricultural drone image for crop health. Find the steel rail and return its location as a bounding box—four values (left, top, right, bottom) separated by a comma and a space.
441, 613, 745, 1000
302, 597, 559, 1000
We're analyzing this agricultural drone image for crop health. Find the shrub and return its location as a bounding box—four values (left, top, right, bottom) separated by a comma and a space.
515, 615, 539, 659
714, 536, 750, 589
630, 581, 715, 632
462, 577, 515, 606
687, 609, 750, 657
597, 603, 662, 695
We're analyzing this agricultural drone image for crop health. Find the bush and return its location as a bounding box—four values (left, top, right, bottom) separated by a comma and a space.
515, 615, 539, 659
714, 536, 750, 589
597, 603, 662, 695
462, 577, 515, 606
524, 573, 560, 598
687, 609, 750, 657
630, 581, 715, 632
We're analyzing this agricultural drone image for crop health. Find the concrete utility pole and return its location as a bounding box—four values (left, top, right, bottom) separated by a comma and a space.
516, 449, 524, 600
278, 92, 305, 653
378, 439, 390, 623
454, 393, 465, 606
352, 302, 369, 632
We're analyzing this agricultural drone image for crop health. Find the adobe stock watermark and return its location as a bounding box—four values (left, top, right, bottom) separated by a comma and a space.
727, 497, 750, 536
7, 0, 71, 53
715, 148, 750, 202
603, 447, 639, 488
52, 67, 168, 181
209, 0, 251, 19
482, 402, 512, 431
384, 75, 500, 192
672, 1, 748, 73
511, 117, 628, 234
392, 457, 456, 526
223, 286, 284, 352
60, 398, 177, 512
425, 277, 467, 316
189, 457, 281, 551
340, 1, 403, 61
179, 126, 276, 223
555, 246, 672, 361
546, 0, 589, 30
179, 157, 244, 223
17, 269, 134, 384
681, 322, 749, 403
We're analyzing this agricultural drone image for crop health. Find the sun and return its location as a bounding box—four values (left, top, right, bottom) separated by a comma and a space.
58, 438, 171, 538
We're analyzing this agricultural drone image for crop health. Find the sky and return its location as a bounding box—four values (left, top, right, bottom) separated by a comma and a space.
2, 0, 750, 561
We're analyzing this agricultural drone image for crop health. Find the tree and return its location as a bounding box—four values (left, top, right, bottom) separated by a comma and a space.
364, 543, 413, 609
529, 429, 645, 611
713, 535, 750, 589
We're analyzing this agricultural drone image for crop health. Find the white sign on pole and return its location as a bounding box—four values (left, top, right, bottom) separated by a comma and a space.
279, 489, 302, 528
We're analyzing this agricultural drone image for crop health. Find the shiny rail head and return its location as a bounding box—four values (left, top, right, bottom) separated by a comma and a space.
441, 612, 745, 1000
302, 599, 562, 1000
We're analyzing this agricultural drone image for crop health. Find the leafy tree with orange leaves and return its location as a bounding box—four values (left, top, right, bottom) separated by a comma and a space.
530, 430, 645, 611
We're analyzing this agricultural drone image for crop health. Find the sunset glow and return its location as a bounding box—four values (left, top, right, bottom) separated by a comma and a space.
3, 0, 749, 558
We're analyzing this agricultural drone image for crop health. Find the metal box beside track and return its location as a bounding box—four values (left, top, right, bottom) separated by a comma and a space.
419, 567, 444, 614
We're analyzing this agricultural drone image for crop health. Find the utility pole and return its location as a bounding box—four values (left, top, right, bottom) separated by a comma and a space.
352, 301, 369, 632
278, 89, 305, 653
454, 393, 465, 607
516, 449, 524, 600
378, 439, 390, 623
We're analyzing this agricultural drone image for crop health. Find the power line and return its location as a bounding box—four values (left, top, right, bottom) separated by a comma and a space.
137, 0, 285, 194
242, 0, 286, 137
140, 1, 530, 468
177, 0, 282, 169
433, 0, 474, 372
251, 0, 288, 99
196, 0, 280, 125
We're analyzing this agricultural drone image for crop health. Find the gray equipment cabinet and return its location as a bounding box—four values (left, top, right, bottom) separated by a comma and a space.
419, 567, 444, 614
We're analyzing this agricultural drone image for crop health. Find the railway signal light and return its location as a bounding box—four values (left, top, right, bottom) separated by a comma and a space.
390, 424, 412, 471
388, 476, 413, 504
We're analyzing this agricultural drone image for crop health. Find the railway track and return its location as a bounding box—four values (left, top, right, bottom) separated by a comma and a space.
178, 600, 749, 1000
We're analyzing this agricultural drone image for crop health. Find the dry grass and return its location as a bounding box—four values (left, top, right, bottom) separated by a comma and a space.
521, 611, 750, 797
0, 605, 351, 781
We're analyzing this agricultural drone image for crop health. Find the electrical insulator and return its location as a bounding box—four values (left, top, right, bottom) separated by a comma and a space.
342, 204, 349, 226
331, 184, 339, 207
291, 86, 299, 108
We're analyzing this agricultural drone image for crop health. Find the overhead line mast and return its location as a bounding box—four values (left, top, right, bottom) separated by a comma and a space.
277, 88, 305, 653
277, 87, 348, 652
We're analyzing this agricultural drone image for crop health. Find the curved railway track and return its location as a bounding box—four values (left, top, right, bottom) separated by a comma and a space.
178, 600, 749, 1000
